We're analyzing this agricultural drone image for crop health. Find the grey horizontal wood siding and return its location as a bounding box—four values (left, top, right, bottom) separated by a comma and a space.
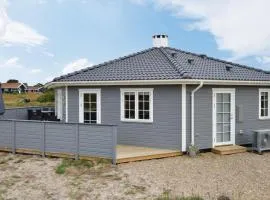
0, 120, 117, 160
66, 85, 182, 150
186, 85, 270, 149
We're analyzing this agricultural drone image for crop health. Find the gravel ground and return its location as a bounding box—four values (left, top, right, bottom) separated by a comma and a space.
0, 151, 270, 200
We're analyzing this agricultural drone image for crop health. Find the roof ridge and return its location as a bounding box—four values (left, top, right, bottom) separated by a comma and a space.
166, 47, 270, 74
53, 47, 158, 82
158, 48, 191, 79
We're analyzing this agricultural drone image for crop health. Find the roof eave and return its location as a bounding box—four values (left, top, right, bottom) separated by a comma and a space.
45, 79, 270, 88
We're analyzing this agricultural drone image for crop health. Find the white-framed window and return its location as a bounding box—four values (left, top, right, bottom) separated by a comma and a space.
259, 89, 270, 120
79, 89, 101, 124
120, 88, 153, 123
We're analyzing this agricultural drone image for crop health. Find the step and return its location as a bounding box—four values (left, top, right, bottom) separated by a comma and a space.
212, 145, 247, 155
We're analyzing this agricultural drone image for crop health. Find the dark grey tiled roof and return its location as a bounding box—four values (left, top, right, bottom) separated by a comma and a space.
53, 47, 270, 82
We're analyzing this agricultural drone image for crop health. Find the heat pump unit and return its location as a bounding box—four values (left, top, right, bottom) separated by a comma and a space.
253, 130, 270, 154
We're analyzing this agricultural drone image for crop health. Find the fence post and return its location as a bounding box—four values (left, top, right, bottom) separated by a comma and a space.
112, 126, 117, 165
40, 122, 45, 157
12, 121, 16, 154
75, 124, 79, 160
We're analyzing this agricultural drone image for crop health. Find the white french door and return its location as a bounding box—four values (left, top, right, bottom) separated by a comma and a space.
212, 88, 235, 147
79, 89, 101, 124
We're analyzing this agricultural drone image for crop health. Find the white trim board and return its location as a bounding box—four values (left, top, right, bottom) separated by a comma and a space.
212, 88, 236, 147
46, 79, 270, 88
79, 89, 101, 124
65, 86, 68, 123
181, 84, 186, 151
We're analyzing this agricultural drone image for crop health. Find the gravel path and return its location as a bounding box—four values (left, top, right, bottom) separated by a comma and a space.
0, 151, 270, 200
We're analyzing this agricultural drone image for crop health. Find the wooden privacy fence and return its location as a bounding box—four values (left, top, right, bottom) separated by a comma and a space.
0, 120, 117, 164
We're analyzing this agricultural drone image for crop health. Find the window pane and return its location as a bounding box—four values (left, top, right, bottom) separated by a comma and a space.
90, 94, 96, 102
224, 103, 230, 112
144, 102, 149, 110
139, 102, 144, 110
130, 101, 135, 109
84, 112, 90, 121
217, 94, 222, 102
224, 124, 230, 133
91, 103, 96, 111
217, 124, 223, 133
125, 110, 129, 118
130, 110, 135, 119
84, 94, 90, 102
125, 100, 130, 109
91, 112, 97, 121
217, 103, 223, 112
224, 114, 230, 122
139, 92, 144, 100
217, 114, 223, 122
130, 93, 135, 100
144, 111, 149, 119
223, 94, 230, 102
84, 103, 90, 111
144, 93, 149, 101
139, 111, 144, 119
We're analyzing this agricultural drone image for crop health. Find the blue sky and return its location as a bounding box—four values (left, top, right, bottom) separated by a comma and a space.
1, 0, 270, 84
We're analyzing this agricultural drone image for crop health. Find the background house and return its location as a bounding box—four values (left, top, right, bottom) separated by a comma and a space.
1, 82, 26, 94
25, 86, 44, 93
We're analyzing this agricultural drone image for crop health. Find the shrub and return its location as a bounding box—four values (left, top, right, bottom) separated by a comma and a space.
37, 89, 54, 103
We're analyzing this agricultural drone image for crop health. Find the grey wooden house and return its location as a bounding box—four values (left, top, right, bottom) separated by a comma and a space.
47, 35, 270, 152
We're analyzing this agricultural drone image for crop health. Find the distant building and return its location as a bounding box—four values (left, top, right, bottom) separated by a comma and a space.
25, 86, 44, 93
1, 83, 26, 93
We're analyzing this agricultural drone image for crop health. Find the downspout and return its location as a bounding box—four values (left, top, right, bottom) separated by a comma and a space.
191, 81, 204, 146
65, 85, 68, 123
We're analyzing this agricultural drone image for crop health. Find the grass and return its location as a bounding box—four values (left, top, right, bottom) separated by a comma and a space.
55, 159, 95, 174
3, 93, 54, 108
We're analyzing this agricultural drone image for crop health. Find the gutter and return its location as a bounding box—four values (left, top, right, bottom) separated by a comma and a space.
45, 79, 270, 89
191, 81, 204, 146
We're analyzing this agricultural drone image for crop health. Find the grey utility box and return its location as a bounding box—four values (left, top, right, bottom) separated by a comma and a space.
253, 130, 270, 154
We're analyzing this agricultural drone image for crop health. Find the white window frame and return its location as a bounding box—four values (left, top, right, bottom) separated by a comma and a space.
259, 88, 270, 120
79, 89, 101, 124
120, 88, 153, 123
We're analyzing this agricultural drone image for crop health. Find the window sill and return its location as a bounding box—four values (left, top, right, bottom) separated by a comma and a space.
121, 119, 153, 123
259, 117, 270, 120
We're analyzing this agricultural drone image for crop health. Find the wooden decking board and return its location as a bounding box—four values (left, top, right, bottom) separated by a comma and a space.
116, 145, 182, 164
212, 145, 247, 155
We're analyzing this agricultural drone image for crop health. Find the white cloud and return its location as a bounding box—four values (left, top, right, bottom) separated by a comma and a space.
36, 0, 47, 5
132, 0, 270, 61
0, 0, 47, 46
43, 51, 54, 57
63, 58, 93, 74
30, 68, 42, 74
4, 56, 18, 65
0, 56, 22, 68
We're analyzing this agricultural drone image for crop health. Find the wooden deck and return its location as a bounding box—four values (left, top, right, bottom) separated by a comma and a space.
116, 145, 182, 164
212, 145, 247, 155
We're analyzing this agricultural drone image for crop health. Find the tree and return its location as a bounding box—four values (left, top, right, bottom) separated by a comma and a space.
7, 79, 19, 83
